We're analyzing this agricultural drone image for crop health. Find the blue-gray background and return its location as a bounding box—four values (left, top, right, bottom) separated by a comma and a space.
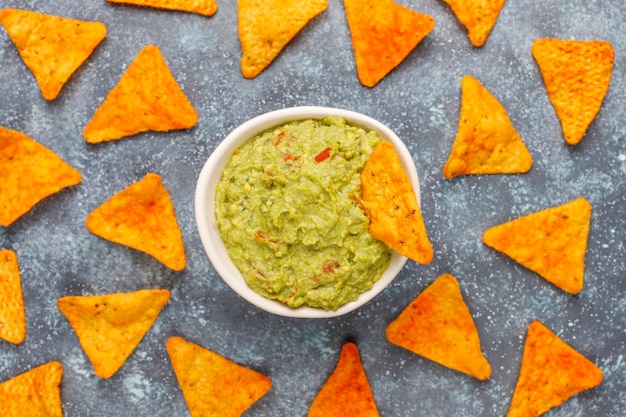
0, 0, 624, 416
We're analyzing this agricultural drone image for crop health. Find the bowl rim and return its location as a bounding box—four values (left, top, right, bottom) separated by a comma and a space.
194, 106, 420, 318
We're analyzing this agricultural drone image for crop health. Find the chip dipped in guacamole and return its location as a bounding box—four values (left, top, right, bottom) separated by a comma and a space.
214, 116, 391, 311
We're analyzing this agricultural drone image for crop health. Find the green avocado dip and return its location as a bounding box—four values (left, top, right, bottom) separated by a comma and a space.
214, 116, 391, 311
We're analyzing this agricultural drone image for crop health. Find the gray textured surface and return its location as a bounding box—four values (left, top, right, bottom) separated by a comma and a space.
0, 0, 625, 416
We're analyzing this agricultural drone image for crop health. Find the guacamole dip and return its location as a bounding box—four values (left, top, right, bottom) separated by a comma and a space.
214, 116, 391, 311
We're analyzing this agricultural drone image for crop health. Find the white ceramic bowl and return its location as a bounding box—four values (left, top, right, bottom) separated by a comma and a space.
195, 106, 420, 318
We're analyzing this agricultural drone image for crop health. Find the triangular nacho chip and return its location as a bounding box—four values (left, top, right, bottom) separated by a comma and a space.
532, 38, 614, 145
344, 0, 434, 87
443, 75, 532, 178
86, 173, 186, 270
57, 289, 170, 378
360, 141, 433, 264
308, 342, 379, 417
107, 0, 217, 16
238, 0, 327, 79
166, 336, 272, 417
483, 197, 591, 294
0, 361, 64, 417
0, 250, 26, 344
0, 8, 106, 100
506, 321, 603, 417
83, 45, 198, 143
440, 0, 506, 47
0, 127, 82, 227
386, 274, 492, 380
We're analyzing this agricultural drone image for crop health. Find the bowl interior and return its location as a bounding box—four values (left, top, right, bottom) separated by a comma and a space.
194, 106, 420, 318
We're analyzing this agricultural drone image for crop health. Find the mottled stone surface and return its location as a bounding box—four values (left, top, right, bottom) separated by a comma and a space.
0, 0, 624, 416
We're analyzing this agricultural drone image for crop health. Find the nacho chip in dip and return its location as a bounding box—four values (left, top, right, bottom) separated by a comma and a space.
360, 141, 433, 264
83, 45, 198, 143
166, 336, 272, 417
506, 321, 603, 417
386, 274, 492, 380
86, 173, 187, 271
483, 197, 591, 294
344, 0, 434, 87
308, 342, 380, 417
57, 289, 170, 378
443, 75, 532, 179
0, 8, 106, 100
532, 38, 614, 145
0, 127, 82, 227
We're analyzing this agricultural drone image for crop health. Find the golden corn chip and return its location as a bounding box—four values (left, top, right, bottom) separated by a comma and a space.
0, 250, 26, 344
86, 173, 186, 270
166, 336, 272, 417
238, 0, 327, 79
532, 38, 614, 145
0, 127, 82, 227
483, 197, 591, 294
443, 75, 532, 179
0, 8, 106, 101
506, 321, 602, 417
360, 141, 433, 264
386, 274, 491, 380
107, 0, 217, 16
344, 0, 434, 87
440, 0, 506, 47
57, 289, 170, 379
308, 343, 379, 417
0, 361, 64, 417
83, 45, 198, 143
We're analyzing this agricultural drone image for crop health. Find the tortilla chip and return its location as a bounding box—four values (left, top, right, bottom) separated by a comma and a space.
506, 321, 602, 417
360, 141, 433, 264
83, 45, 198, 143
86, 173, 186, 270
238, 0, 327, 79
483, 197, 591, 294
107, 0, 217, 16
0, 361, 64, 417
57, 289, 170, 378
532, 38, 614, 145
0, 8, 106, 101
443, 75, 532, 178
308, 342, 379, 417
0, 250, 26, 345
0, 127, 82, 227
166, 336, 272, 417
440, 0, 506, 47
344, 0, 434, 87
386, 274, 491, 380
